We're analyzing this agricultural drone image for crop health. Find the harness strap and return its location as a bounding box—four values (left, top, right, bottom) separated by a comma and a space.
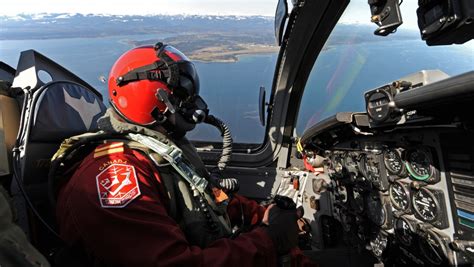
126, 133, 208, 194
125, 134, 232, 231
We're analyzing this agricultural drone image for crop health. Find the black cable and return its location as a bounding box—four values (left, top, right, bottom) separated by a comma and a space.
9, 87, 62, 240
12, 147, 62, 240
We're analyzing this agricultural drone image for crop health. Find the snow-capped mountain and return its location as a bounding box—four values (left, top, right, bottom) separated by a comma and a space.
0, 13, 274, 40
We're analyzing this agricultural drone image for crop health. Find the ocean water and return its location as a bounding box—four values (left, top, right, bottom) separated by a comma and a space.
1, 35, 473, 143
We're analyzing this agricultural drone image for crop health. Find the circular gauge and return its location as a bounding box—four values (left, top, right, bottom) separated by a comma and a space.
389, 181, 410, 211
384, 149, 404, 176
419, 229, 448, 265
394, 217, 415, 246
367, 194, 386, 226
370, 231, 388, 258
352, 188, 365, 213
406, 149, 433, 181
366, 89, 394, 123
412, 188, 439, 223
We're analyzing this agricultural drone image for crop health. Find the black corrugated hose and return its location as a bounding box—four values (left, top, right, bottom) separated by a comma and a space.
204, 115, 239, 192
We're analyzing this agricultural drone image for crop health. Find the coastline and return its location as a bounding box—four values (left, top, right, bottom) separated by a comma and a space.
188, 45, 279, 63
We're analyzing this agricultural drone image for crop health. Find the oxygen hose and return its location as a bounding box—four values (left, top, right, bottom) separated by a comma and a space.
204, 115, 232, 171
204, 115, 239, 192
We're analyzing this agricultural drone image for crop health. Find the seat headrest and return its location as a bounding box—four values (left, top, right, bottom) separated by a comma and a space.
30, 81, 106, 142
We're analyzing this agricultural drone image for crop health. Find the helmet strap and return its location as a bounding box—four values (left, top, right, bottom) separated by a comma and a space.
116, 61, 167, 86
115, 43, 181, 88
156, 88, 176, 114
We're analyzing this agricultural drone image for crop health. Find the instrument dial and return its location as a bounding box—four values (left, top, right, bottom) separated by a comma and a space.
394, 217, 415, 247
419, 229, 448, 265
383, 149, 404, 176
406, 149, 433, 181
412, 188, 439, 223
389, 181, 410, 211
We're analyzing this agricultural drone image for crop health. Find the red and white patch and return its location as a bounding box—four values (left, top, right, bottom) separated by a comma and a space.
96, 163, 141, 208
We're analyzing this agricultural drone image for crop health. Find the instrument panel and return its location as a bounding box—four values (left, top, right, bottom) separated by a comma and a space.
299, 71, 474, 266
304, 132, 461, 266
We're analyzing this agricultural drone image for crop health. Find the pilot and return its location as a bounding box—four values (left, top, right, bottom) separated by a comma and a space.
54, 43, 315, 266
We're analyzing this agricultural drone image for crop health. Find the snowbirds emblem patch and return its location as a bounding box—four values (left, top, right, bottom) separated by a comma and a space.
96, 163, 141, 208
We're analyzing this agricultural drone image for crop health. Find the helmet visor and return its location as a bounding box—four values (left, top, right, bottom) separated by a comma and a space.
161, 45, 190, 62
177, 61, 200, 97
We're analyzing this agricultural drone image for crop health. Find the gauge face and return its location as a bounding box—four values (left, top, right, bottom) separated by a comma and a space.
370, 232, 388, 258
394, 217, 414, 247
406, 149, 433, 181
419, 230, 446, 265
366, 89, 393, 122
384, 149, 404, 176
389, 182, 410, 211
412, 188, 439, 222
367, 195, 386, 226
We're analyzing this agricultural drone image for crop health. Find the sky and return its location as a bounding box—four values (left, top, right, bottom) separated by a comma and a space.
341, 1, 419, 28
0, 0, 419, 24
0, 0, 277, 16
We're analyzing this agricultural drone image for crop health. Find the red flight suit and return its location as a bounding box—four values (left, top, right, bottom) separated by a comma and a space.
56, 140, 316, 267
56, 142, 278, 266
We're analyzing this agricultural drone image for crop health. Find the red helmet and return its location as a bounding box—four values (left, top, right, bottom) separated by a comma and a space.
108, 43, 206, 127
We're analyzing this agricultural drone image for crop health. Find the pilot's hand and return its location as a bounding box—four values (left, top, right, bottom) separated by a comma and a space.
262, 204, 275, 225
262, 205, 299, 255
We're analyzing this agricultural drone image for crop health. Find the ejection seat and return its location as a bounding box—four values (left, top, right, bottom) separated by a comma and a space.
9, 50, 106, 256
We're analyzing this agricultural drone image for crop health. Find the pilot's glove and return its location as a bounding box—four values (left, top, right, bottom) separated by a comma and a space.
262, 205, 299, 255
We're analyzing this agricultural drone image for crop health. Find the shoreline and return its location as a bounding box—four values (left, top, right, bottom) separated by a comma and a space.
188, 45, 279, 63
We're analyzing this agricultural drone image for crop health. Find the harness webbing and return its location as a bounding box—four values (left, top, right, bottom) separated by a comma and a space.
127, 133, 208, 194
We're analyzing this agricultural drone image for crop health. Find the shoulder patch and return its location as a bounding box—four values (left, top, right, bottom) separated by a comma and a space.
94, 142, 124, 158
96, 163, 141, 208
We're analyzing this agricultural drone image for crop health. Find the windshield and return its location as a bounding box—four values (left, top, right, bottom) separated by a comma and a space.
0, 1, 278, 145
296, 0, 474, 134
